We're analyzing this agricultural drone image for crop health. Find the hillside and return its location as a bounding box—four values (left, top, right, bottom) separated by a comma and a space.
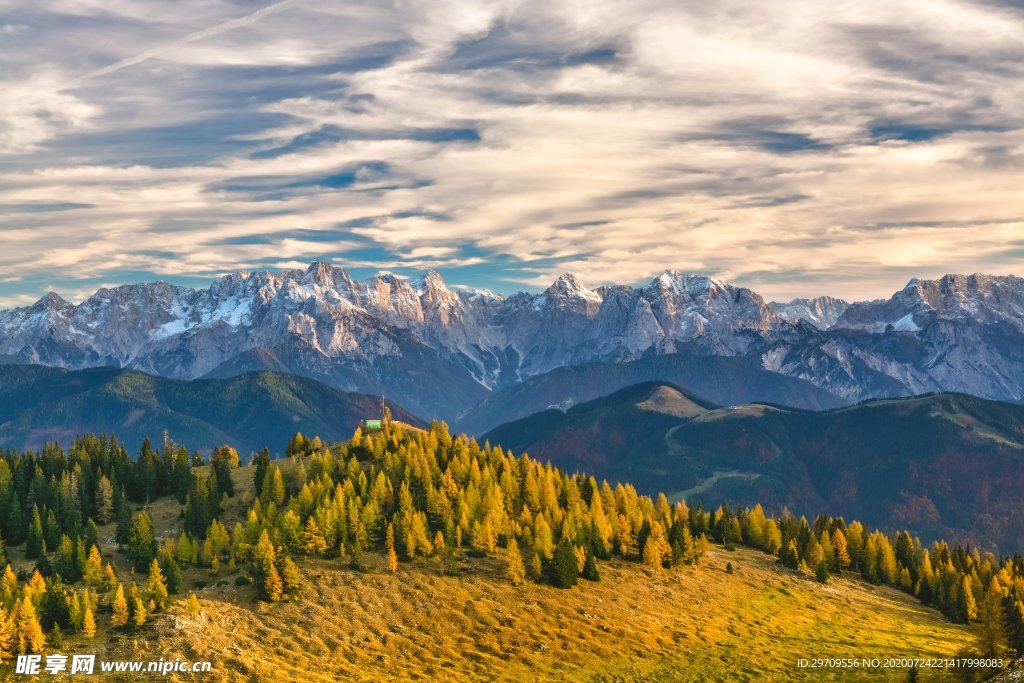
484, 384, 1024, 551
455, 353, 844, 435
5, 449, 976, 683
0, 365, 421, 455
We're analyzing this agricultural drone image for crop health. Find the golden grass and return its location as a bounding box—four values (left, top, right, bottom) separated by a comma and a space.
69, 545, 968, 683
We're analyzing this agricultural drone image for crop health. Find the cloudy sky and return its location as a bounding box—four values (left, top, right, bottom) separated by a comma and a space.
1, 0, 1022, 306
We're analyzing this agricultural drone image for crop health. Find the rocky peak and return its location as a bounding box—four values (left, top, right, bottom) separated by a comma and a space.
771, 296, 850, 329
545, 273, 601, 301
34, 291, 73, 312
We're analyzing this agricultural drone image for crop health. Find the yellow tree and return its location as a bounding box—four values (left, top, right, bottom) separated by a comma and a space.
304, 518, 328, 556
145, 559, 169, 611
385, 524, 398, 573
111, 584, 130, 627
82, 606, 96, 639
974, 578, 1006, 656
642, 521, 671, 569
15, 596, 45, 654
831, 528, 851, 569
505, 538, 526, 586
84, 546, 104, 586
0, 606, 12, 660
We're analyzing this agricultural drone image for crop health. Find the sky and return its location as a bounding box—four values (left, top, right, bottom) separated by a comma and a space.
0, 0, 1022, 307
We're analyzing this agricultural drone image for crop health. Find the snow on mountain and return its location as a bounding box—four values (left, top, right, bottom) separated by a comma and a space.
770, 296, 849, 329
1, 264, 1023, 419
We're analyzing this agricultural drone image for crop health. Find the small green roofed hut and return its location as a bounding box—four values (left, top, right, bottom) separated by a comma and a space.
363, 419, 383, 431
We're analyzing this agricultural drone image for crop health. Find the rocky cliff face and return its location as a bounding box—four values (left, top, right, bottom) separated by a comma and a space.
1, 264, 1022, 419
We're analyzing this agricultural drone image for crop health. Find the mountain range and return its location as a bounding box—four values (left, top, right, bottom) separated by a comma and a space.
0, 365, 420, 454
1, 263, 1023, 425
483, 382, 1024, 551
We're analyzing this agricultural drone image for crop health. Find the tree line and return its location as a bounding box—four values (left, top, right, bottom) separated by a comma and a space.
0, 421, 1022, 664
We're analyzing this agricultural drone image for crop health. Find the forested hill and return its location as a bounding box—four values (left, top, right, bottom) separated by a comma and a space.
483, 383, 1024, 552
0, 421, 1021, 678
0, 365, 421, 455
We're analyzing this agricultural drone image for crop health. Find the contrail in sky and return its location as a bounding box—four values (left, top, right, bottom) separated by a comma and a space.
69, 0, 296, 86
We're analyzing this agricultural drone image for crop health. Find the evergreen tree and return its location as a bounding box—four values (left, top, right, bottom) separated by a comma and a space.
581, 549, 601, 582
253, 448, 271, 497
211, 446, 238, 498
115, 489, 132, 545
158, 551, 182, 594
25, 506, 44, 559
816, 559, 831, 584
548, 537, 579, 589
126, 512, 157, 571
958, 575, 979, 623
5, 502, 24, 546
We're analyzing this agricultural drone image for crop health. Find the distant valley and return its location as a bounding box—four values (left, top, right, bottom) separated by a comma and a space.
484, 382, 1024, 552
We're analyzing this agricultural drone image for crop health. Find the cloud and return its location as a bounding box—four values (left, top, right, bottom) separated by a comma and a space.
0, 0, 1022, 304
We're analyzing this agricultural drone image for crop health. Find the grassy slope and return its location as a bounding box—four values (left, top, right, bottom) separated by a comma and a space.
4, 457, 972, 683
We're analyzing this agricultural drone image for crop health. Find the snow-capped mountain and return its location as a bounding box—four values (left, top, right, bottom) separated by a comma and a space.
1, 263, 1022, 420
770, 296, 850, 329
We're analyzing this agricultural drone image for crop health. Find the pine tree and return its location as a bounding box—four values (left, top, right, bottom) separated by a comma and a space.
82, 606, 96, 639
25, 506, 44, 559
14, 596, 45, 654
816, 559, 831, 584
158, 551, 182, 594
505, 539, 526, 586
115, 489, 132, 545
127, 512, 157, 571
253, 448, 271, 498
548, 537, 579, 589
958, 575, 979, 623
145, 559, 169, 611
581, 550, 601, 582
111, 584, 130, 628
